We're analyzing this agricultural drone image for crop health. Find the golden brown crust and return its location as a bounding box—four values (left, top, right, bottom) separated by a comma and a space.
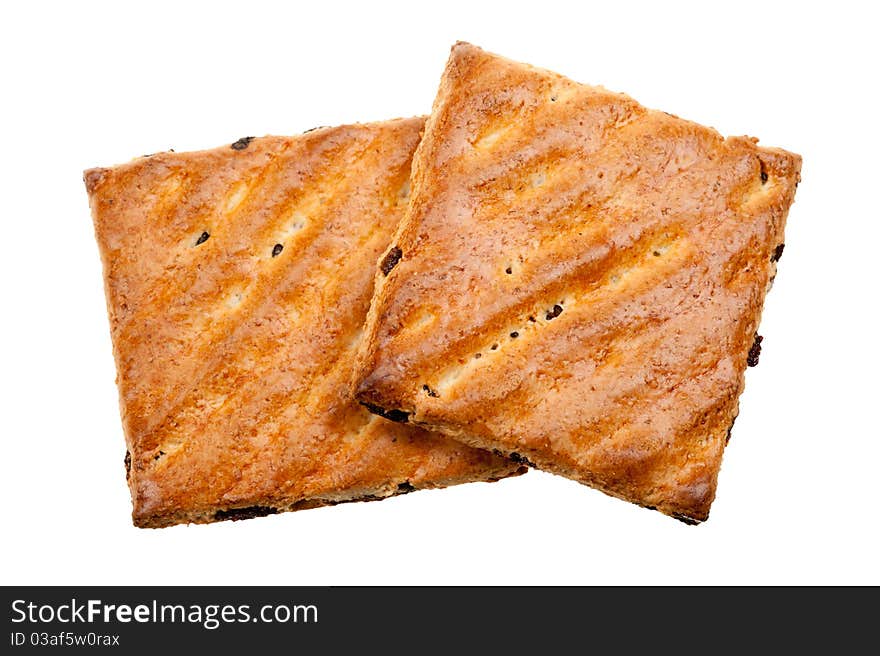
86, 117, 522, 528
353, 44, 802, 523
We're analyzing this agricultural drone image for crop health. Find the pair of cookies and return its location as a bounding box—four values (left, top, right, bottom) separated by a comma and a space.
85, 43, 800, 527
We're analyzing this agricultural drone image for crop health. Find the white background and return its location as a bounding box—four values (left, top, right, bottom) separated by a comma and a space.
2, 1, 878, 585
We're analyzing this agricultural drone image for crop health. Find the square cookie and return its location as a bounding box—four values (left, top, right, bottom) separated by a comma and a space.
354, 45, 801, 523
86, 117, 522, 527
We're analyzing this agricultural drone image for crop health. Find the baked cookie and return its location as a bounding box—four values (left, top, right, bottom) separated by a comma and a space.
353, 45, 801, 523
86, 118, 522, 528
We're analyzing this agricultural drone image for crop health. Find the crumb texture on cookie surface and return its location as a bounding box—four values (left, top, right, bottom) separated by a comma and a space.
353, 43, 801, 523
86, 117, 521, 528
